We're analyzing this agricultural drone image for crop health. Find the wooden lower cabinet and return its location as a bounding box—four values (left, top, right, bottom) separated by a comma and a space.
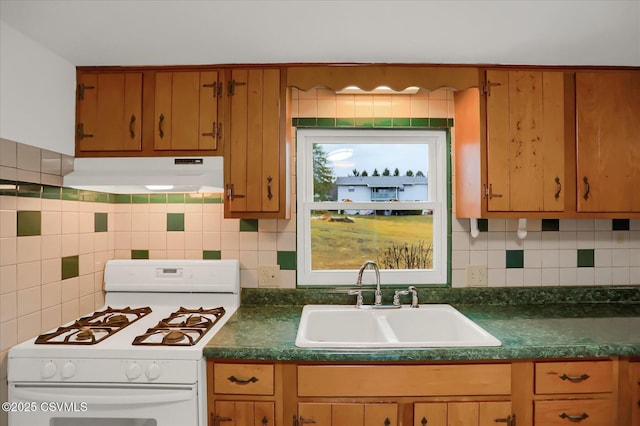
415, 401, 513, 426
630, 362, 639, 426
298, 402, 398, 426
213, 401, 275, 426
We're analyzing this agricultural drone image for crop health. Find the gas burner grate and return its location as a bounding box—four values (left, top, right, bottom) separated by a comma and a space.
132, 307, 225, 346
35, 306, 152, 345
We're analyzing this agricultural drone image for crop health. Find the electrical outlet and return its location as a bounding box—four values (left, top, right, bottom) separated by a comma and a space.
258, 265, 280, 287
466, 264, 488, 287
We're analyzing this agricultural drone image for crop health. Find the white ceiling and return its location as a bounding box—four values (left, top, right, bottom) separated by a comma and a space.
1, 0, 639, 67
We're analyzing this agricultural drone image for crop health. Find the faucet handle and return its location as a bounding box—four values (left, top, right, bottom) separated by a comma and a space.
347, 289, 364, 307
393, 289, 410, 306
408, 286, 419, 308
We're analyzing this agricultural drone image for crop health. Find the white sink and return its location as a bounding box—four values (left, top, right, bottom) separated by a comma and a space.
295, 304, 501, 348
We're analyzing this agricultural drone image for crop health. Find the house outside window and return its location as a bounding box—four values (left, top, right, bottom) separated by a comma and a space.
296, 129, 448, 287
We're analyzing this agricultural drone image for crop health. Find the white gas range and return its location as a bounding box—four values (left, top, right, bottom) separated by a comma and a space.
7, 259, 239, 426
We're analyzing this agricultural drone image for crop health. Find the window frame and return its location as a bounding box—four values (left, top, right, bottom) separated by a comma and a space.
296, 128, 449, 287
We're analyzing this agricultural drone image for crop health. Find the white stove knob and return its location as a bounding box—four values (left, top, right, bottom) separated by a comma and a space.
145, 362, 161, 380
60, 361, 76, 379
41, 361, 57, 379
125, 362, 142, 380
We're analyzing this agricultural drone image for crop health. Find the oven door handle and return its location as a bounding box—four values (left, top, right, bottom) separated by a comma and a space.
13, 385, 196, 405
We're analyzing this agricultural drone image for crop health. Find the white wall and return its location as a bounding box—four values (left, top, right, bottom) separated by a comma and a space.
0, 21, 76, 156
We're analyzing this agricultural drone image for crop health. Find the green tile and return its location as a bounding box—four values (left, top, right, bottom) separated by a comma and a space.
447, 118, 455, 127
203, 193, 223, 203
62, 188, 79, 201
61, 255, 79, 280
113, 194, 131, 204
612, 219, 630, 231
94, 212, 108, 232
291, 118, 299, 127
277, 251, 297, 270
478, 218, 488, 232
354, 118, 373, 127
203, 250, 222, 260
240, 219, 259, 232
167, 193, 185, 203
577, 249, 595, 267
167, 213, 185, 231
132, 194, 149, 203
0, 180, 17, 196
17, 183, 41, 198
373, 117, 392, 127
541, 219, 560, 231
392, 117, 411, 127
429, 118, 449, 128
336, 118, 356, 127
131, 249, 149, 259
410, 118, 429, 127
317, 118, 336, 127
150, 193, 167, 203
42, 185, 61, 200
17, 211, 41, 236
506, 250, 524, 268
186, 194, 204, 203
296, 117, 317, 127
95, 192, 109, 203
78, 190, 97, 202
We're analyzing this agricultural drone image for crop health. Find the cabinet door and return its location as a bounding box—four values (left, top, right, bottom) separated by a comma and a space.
576, 71, 640, 212
414, 402, 447, 425
298, 402, 397, 426
226, 68, 283, 217
76, 72, 142, 152
154, 70, 221, 151
213, 400, 274, 426
632, 363, 640, 426
446, 401, 512, 426
486, 70, 565, 212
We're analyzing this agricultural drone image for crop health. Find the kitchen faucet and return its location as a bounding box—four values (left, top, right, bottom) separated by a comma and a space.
356, 260, 382, 306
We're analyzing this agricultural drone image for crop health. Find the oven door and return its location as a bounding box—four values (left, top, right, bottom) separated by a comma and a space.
9, 382, 199, 426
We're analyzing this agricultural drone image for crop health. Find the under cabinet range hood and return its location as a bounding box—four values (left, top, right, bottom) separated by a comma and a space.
63, 156, 224, 194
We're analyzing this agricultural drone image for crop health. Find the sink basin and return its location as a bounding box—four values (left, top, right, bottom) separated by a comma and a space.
295, 304, 501, 348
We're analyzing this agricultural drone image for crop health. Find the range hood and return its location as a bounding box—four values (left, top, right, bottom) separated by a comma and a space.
63, 156, 224, 194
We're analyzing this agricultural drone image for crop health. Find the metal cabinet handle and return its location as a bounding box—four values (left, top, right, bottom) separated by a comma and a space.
201, 121, 216, 137
261, 416, 269, 425
383, 418, 391, 426
227, 375, 259, 384
559, 373, 590, 383
158, 114, 165, 139
298, 416, 316, 424
559, 412, 589, 422
129, 114, 136, 140
226, 184, 245, 201
76, 123, 94, 140
487, 184, 503, 200
495, 414, 516, 426
421, 417, 428, 425
554, 177, 562, 199
212, 415, 233, 426
583, 176, 590, 200
267, 176, 273, 200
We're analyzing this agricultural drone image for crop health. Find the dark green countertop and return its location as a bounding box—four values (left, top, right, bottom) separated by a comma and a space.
204, 301, 640, 362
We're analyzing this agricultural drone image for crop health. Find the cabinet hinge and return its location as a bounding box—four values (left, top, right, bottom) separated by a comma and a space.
483, 80, 501, 96
228, 80, 246, 96
202, 82, 223, 98
77, 83, 95, 101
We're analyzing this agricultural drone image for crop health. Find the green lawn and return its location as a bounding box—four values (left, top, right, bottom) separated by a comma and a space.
310, 213, 433, 270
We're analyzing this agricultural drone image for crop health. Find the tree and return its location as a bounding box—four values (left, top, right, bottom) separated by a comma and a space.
416, 170, 425, 177
361, 170, 368, 176
393, 168, 400, 176
351, 169, 360, 177
372, 168, 380, 176
382, 168, 391, 176
313, 144, 334, 200
405, 170, 414, 177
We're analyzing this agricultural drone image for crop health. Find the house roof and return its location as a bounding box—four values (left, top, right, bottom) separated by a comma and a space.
335, 176, 427, 188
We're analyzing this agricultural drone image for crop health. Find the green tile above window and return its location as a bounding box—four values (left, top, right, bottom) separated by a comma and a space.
277, 251, 297, 270
240, 219, 258, 232
577, 249, 595, 267
131, 249, 149, 259
506, 250, 524, 268
477, 219, 488, 232
132, 194, 149, 204
541, 219, 560, 231
167, 213, 185, 231
612, 219, 630, 231
317, 118, 336, 127
167, 194, 185, 204
150, 193, 167, 203
113, 194, 131, 204
17, 210, 41, 236
61, 255, 79, 280
42, 185, 61, 200
203, 250, 221, 260
94, 212, 108, 232
373, 117, 392, 127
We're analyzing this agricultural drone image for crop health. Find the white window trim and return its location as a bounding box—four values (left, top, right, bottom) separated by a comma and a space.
296, 129, 448, 286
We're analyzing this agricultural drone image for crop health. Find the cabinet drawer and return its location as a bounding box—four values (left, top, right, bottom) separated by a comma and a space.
297, 364, 511, 397
534, 399, 612, 426
213, 363, 274, 395
535, 361, 613, 394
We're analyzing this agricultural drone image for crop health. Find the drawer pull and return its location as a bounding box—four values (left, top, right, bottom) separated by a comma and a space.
384, 418, 391, 426
421, 417, 427, 425
262, 415, 269, 425
494, 414, 516, 426
559, 412, 589, 422
227, 375, 259, 384
559, 373, 590, 383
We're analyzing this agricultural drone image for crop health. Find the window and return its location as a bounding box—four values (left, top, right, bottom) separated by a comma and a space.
297, 129, 448, 286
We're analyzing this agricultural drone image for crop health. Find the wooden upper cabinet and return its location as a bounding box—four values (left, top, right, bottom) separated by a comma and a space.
76, 72, 142, 153
225, 68, 287, 218
485, 69, 565, 212
153, 70, 222, 152
576, 71, 640, 213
